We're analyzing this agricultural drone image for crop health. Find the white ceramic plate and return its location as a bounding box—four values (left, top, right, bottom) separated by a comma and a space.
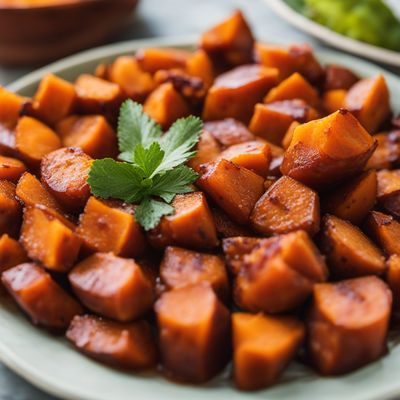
266, 0, 400, 67
3, 37, 400, 400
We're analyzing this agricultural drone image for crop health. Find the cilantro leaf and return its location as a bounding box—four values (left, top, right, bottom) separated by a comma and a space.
133, 142, 165, 177
135, 197, 174, 230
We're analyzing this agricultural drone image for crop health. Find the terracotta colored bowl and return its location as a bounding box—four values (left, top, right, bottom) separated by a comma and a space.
0, 0, 139, 66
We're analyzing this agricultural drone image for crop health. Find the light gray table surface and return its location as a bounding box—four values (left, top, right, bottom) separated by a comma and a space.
0, 0, 397, 399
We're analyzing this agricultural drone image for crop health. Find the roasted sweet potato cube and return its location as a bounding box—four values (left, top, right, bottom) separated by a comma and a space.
307, 276, 391, 375
323, 170, 377, 225
66, 315, 158, 370
32, 74, 76, 126
186, 50, 214, 89
155, 283, 231, 383
235, 231, 327, 313
366, 132, 400, 170
197, 159, 265, 225
0, 234, 27, 272
376, 169, 400, 217
322, 89, 347, 114
0, 87, 26, 128
282, 121, 299, 150
203, 65, 278, 123
148, 192, 218, 250
56, 115, 118, 159
2, 263, 83, 331
386, 255, 400, 311
251, 176, 320, 236
41, 147, 92, 213
77, 197, 147, 257
143, 82, 190, 129
320, 215, 385, 279
233, 313, 305, 390
211, 206, 253, 239
323, 65, 358, 91
200, 10, 254, 67
187, 129, 221, 172
160, 246, 229, 301
346, 74, 390, 133
135, 48, 191, 74
0, 156, 26, 183
264, 73, 319, 107
69, 253, 154, 322
21, 205, 81, 272
0, 180, 21, 237
281, 110, 377, 188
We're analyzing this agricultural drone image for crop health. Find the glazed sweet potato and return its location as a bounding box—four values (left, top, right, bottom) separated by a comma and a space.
187, 129, 221, 172
0, 156, 26, 183
0, 180, 21, 237
186, 50, 214, 89
56, 115, 118, 159
251, 175, 320, 236
66, 315, 158, 370
233, 313, 305, 390
69, 253, 154, 322
203, 65, 278, 123
0, 234, 28, 272
320, 215, 385, 279
160, 246, 229, 301
307, 276, 392, 375
281, 109, 377, 188
282, 121, 300, 150
323, 170, 377, 225
322, 89, 347, 114
41, 147, 92, 213
148, 192, 218, 250
0, 87, 26, 128
2, 263, 83, 331
197, 159, 265, 225
323, 65, 358, 91
155, 283, 231, 383
386, 255, 400, 311
376, 169, 400, 217
21, 205, 81, 272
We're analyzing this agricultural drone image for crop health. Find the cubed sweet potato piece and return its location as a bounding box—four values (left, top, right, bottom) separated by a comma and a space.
366, 131, 400, 170
66, 315, 158, 370
0, 234, 28, 272
323, 170, 377, 224
322, 89, 347, 114
320, 215, 385, 279
251, 175, 320, 236
235, 230, 327, 313
264, 73, 319, 107
69, 253, 154, 322
56, 115, 118, 159
148, 192, 218, 250
160, 246, 229, 301
41, 147, 92, 213
307, 276, 391, 375
15, 116, 61, 168
0, 156, 26, 183
77, 197, 147, 257
0, 87, 26, 128
186, 49, 214, 89
346, 75, 390, 133
376, 169, 400, 217
282, 121, 300, 150
323, 65, 358, 91
200, 10, 254, 67
155, 283, 231, 383
0, 180, 21, 237
136, 48, 191, 74
187, 129, 221, 172
211, 206, 253, 239
233, 313, 304, 390
143, 82, 190, 129
203, 65, 278, 123
281, 109, 377, 188
386, 255, 400, 311
32, 74, 76, 126
21, 205, 81, 272
197, 159, 264, 225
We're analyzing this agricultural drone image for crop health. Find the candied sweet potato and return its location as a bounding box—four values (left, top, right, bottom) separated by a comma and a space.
320, 215, 385, 279
281, 109, 377, 188
233, 313, 304, 390
386, 255, 400, 311
0, 234, 27, 272
203, 65, 278, 123
376, 169, 400, 217
0, 156, 26, 183
187, 129, 221, 172
323, 65, 358, 91
66, 315, 158, 370
69, 253, 154, 322
307, 276, 392, 375
251, 176, 320, 236
155, 283, 231, 383
0, 87, 26, 128
186, 50, 214, 89
322, 89, 347, 114
0, 180, 21, 237
136, 48, 191, 74
197, 159, 265, 225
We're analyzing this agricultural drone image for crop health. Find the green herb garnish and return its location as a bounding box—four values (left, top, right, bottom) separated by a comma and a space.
88, 100, 202, 230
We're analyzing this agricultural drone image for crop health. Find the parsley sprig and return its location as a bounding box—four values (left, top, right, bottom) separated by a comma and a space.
88, 100, 202, 230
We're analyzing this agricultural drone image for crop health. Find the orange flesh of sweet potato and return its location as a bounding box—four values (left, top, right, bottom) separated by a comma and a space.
281, 109, 377, 188
203, 65, 279, 123
386, 255, 400, 310
0, 155, 26, 182
148, 192, 218, 250
41, 147, 92, 213
77, 197, 147, 258
0, 87, 26, 128
66, 315, 158, 370
307, 276, 391, 375
2, 263, 83, 331
20, 205, 81, 272
186, 50, 214, 89
0, 234, 28, 272
251, 175, 320, 236
160, 246, 229, 301
69, 253, 154, 322
320, 215, 385, 279
155, 283, 231, 383
233, 313, 305, 390
322, 89, 347, 114
282, 121, 300, 150
211, 206, 253, 239
56, 115, 118, 159
323, 65, 358, 91
346, 74, 390, 133
197, 159, 265, 225
323, 170, 377, 225
135, 48, 191, 74
376, 169, 400, 217
0, 180, 21, 237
